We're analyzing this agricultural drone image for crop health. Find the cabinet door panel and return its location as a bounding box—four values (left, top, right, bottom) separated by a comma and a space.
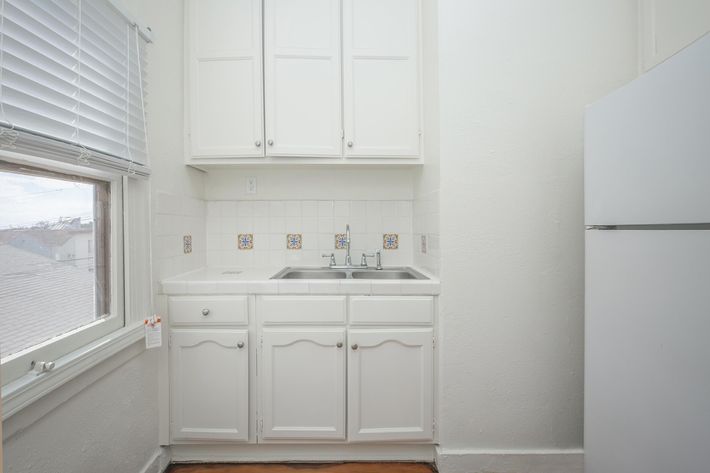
348, 328, 433, 442
260, 328, 346, 440
343, 0, 420, 157
188, 0, 264, 158
170, 329, 249, 441
640, 0, 710, 71
264, 0, 342, 157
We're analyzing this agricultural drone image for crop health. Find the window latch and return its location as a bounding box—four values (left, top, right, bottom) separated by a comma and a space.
31, 360, 56, 375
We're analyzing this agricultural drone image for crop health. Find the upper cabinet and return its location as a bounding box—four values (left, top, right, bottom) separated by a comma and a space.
185, 0, 422, 164
343, 0, 421, 157
186, 0, 264, 158
640, 0, 710, 71
264, 0, 343, 157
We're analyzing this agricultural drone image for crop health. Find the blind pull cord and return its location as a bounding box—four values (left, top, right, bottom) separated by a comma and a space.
0, 0, 18, 149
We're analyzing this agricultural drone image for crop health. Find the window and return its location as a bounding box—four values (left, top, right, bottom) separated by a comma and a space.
0, 160, 124, 383
0, 0, 151, 394
0, 162, 111, 355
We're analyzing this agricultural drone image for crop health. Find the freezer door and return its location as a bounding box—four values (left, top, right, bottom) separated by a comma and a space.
585, 230, 710, 473
585, 34, 710, 226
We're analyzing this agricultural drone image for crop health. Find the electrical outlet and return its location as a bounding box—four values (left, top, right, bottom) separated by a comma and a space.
246, 176, 257, 194
421, 234, 427, 254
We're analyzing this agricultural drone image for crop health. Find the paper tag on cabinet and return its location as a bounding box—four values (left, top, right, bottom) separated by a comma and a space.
144, 316, 162, 349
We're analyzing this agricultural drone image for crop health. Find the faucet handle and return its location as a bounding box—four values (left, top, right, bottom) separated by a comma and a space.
360, 252, 375, 267
375, 249, 382, 270
322, 253, 336, 267
360, 249, 379, 267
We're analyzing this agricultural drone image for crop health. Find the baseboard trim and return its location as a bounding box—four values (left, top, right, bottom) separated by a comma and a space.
140, 447, 172, 473
171, 444, 435, 463
435, 447, 584, 473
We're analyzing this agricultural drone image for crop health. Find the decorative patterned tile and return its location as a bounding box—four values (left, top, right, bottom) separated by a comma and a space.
238, 233, 254, 250
183, 235, 192, 254
383, 233, 399, 250
287, 233, 302, 250
335, 233, 348, 249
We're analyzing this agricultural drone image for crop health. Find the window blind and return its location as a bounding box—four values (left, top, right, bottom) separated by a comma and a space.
0, 0, 150, 176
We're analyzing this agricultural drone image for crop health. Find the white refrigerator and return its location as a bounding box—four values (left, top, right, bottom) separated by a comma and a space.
584, 34, 710, 473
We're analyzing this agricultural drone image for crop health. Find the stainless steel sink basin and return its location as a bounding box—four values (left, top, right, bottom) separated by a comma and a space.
277, 270, 347, 279
272, 267, 428, 280
351, 270, 418, 280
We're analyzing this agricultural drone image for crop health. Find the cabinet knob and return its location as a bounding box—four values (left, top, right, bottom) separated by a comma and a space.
336, 342, 343, 348
267, 139, 274, 146
201, 308, 210, 316
347, 141, 353, 148
237, 341, 245, 349
255, 140, 262, 147
351, 344, 358, 350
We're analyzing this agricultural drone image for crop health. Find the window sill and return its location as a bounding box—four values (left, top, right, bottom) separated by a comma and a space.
1, 322, 145, 420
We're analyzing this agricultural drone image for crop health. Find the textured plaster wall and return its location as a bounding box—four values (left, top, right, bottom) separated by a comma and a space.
3, 349, 159, 473
413, 0, 441, 275
437, 0, 639, 455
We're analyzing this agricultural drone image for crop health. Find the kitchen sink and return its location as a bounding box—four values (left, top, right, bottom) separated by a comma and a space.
351, 270, 419, 280
277, 270, 347, 279
272, 267, 428, 280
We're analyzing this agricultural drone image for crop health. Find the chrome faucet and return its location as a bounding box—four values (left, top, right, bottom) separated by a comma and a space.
344, 224, 352, 267
322, 224, 381, 269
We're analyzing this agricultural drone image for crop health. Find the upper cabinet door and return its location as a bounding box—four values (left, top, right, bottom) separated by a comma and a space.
263, 0, 342, 157
343, 0, 421, 157
187, 0, 264, 158
640, 0, 710, 71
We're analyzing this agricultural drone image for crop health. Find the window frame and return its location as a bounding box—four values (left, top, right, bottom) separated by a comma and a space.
0, 152, 127, 386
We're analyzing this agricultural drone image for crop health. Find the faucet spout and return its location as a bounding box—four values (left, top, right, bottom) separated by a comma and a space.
344, 224, 352, 266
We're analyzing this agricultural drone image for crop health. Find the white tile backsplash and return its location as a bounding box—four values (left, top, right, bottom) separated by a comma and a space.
153, 192, 207, 286
206, 200, 413, 268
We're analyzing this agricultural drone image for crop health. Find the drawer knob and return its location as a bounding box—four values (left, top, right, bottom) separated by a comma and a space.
201, 308, 210, 316
237, 341, 245, 349
351, 344, 358, 350
336, 342, 343, 348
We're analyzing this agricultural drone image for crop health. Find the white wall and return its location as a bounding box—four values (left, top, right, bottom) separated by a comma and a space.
413, 0, 441, 275
3, 348, 162, 473
133, 0, 207, 290
204, 168, 413, 201
436, 1, 639, 471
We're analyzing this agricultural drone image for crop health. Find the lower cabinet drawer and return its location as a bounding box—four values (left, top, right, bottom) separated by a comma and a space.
349, 296, 434, 325
169, 296, 249, 325
258, 296, 346, 324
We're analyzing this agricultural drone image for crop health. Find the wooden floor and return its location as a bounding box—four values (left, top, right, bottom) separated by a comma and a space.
166, 463, 435, 473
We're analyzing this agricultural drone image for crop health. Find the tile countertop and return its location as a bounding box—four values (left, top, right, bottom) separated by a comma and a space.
161, 267, 440, 296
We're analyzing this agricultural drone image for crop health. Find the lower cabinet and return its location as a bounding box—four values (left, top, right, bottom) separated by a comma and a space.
170, 329, 249, 442
168, 295, 436, 445
347, 329, 434, 442
260, 328, 346, 440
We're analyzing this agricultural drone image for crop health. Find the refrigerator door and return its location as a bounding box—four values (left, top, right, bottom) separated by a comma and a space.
585, 229, 710, 473
585, 34, 710, 226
